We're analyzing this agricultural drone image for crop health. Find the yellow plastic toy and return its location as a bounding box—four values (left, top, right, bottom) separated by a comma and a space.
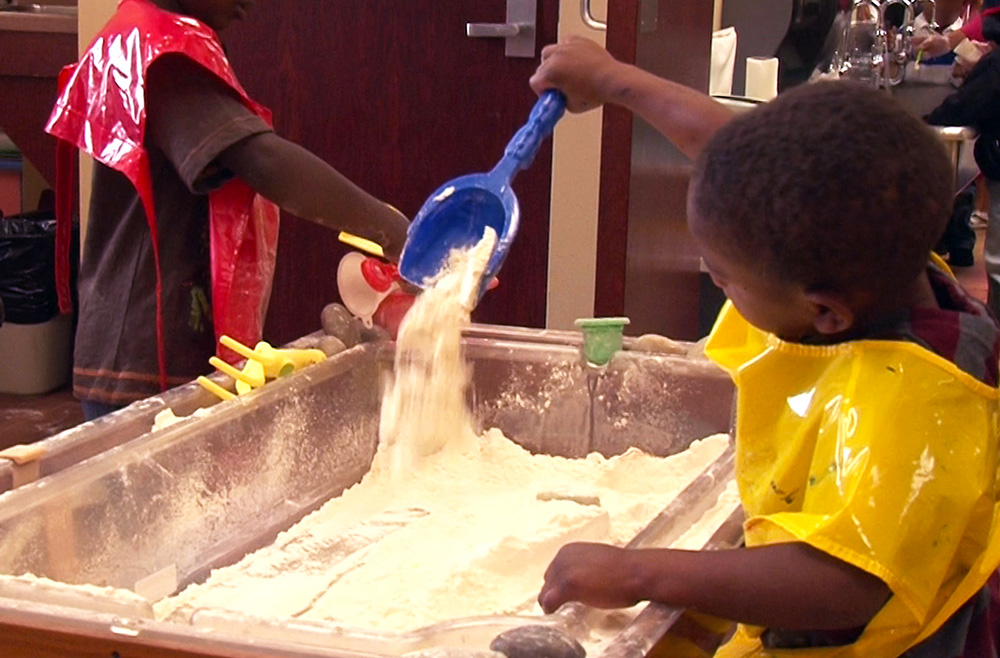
197, 335, 327, 402
338, 231, 384, 257
208, 355, 266, 395
219, 335, 326, 379
196, 376, 235, 401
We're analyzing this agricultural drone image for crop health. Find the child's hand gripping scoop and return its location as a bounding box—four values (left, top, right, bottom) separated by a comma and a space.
399, 90, 566, 298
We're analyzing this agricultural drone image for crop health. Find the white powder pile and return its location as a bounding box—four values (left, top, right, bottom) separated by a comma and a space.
154, 231, 732, 632
155, 429, 728, 630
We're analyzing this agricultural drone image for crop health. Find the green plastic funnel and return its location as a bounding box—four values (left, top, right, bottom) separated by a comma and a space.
575, 317, 630, 366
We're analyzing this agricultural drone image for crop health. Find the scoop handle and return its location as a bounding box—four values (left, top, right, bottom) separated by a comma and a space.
499, 90, 566, 178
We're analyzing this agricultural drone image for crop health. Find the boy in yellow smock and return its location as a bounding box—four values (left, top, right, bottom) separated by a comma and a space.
531, 37, 1000, 657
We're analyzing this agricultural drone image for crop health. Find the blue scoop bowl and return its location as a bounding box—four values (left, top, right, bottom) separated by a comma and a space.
399, 90, 566, 298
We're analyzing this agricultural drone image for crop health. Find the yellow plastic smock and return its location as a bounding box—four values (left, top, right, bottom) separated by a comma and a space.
704, 301, 1000, 657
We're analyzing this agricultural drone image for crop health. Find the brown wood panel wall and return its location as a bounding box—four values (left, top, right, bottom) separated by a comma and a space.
224, 0, 559, 344
0, 30, 78, 186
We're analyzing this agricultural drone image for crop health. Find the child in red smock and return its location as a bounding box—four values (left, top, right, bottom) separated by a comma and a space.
47, 0, 409, 419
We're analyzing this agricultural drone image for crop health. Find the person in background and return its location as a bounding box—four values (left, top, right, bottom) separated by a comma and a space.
972, 176, 990, 229
907, 0, 980, 268
913, 0, 972, 39
47, 0, 408, 421
531, 37, 1000, 658
925, 9, 1000, 317
914, 0, 1000, 58
912, 0, 983, 80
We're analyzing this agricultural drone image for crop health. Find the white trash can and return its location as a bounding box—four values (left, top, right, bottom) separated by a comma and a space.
0, 313, 72, 395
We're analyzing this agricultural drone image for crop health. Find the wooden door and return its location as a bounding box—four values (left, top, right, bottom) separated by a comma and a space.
224, 0, 559, 344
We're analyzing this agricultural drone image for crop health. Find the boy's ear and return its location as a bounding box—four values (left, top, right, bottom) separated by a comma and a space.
804, 290, 855, 335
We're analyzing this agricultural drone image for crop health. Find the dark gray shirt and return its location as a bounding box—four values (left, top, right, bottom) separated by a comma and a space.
74, 55, 271, 404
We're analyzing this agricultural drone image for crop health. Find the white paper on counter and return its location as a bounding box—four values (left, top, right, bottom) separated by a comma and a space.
711, 27, 738, 97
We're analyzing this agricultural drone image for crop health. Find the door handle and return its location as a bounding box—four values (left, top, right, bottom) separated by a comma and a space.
466, 0, 536, 58
580, 0, 607, 30
467, 22, 522, 38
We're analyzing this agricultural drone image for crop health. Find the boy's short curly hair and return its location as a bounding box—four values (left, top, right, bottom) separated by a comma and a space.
689, 81, 953, 299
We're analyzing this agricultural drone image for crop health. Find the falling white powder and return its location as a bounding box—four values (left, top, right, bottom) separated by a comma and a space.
371, 228, 496, 480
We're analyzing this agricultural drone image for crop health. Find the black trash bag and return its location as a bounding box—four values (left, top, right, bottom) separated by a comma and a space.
0, 211, 76, 325
935, 187, 977, 267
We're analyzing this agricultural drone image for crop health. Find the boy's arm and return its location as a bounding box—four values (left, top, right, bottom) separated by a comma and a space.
529, 37, 734, 160
912, 30, 969, 58
145, 55, 408, 261
539, 541, 890, 630
217, 134, 409, 260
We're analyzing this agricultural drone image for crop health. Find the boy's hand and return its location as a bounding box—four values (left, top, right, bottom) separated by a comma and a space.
911, 33, 953, 59
530, 37, 627, 113
538, 542, 641, 614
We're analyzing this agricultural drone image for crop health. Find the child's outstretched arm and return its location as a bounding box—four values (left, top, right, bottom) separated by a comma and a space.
529, 37, 734, 160
539, 541, 890, 631
145, 55, 409, 261
218, 134, 409, 260
911, 31, 968, 59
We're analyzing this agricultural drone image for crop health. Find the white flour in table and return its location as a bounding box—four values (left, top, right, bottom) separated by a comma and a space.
154, 230, 732, 632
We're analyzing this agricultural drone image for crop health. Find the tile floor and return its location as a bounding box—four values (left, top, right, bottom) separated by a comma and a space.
0, 227, 992, 451
0, 385, 81, 450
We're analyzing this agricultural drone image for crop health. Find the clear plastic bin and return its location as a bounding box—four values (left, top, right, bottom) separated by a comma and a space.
0, 326, 739, 657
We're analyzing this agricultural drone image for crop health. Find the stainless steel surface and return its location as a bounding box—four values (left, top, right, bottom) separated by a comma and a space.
580, 0, 607, 30
466, 0, 536, 58
923, 0, 938, 29
890, 79, 956, 116
830, 0, 919, 89
0, 2, 77, 14
0, 330, 736, 657
0, 0, 75, 32
466, 22, 520, 37
0, 6, 73, 31
879, 0, 914, 87
931, 125, 980, 195
933, 125, 978, 142
890, 81, 977, 193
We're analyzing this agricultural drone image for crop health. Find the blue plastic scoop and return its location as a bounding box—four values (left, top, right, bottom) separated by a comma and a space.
399, 90, 566, 296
